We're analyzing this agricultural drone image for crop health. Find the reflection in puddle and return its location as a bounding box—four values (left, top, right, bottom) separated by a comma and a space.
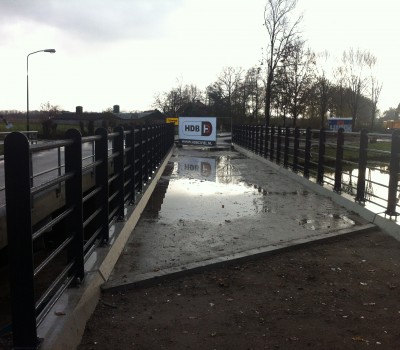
143, 155, 356, 231
157, 178, 265, 224
178, 156, 217, 180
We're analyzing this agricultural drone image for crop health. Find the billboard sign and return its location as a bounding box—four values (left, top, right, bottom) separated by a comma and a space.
178, 116, 217, 146
328, 118, 352, 132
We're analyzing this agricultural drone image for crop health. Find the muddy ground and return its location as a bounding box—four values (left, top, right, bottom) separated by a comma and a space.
78, 230, 400, 350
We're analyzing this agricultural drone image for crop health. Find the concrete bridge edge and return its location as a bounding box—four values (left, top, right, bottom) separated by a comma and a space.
233, 144, 400, 242
37, 146, 175, 350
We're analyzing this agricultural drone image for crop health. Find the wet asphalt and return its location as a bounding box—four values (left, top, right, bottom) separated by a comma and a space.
104, 142, 372, 291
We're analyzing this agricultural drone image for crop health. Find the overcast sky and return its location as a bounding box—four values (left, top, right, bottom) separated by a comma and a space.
0, 0, 399, 114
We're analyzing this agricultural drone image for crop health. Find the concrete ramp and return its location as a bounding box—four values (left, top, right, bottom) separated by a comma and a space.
104, 146, 375, 291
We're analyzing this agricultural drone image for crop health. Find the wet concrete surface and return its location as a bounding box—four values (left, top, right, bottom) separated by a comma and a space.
105, 145, 370, 290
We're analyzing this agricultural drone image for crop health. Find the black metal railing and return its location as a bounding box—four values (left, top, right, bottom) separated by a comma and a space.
233, 125, 400, 217
4, 124, 174, 349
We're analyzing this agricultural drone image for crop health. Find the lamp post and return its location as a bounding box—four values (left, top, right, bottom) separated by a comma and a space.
26, 49, 56, 135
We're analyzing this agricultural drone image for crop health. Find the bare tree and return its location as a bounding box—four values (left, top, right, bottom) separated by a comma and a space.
263, 0, 302, 126
217, 67, 244, 118
274, 39, 315, 127
153, 89, 181, 116
153, 80, 204, 116
340, 48, 376, 131
314, 51, 332, 128
332, 66, 347, 118
238, 67, 264, 121
370, 76, 382, 130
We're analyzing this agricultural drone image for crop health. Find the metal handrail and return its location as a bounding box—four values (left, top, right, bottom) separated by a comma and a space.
233, 125, 400, 217
3, 123, 175, 348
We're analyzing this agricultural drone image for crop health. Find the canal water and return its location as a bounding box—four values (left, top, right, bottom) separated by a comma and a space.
325, 166, 398, 215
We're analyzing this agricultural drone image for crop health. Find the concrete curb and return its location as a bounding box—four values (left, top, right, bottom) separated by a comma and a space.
37, 147, 174, 350
233, 144, 400, 241
103, 223, 377, 292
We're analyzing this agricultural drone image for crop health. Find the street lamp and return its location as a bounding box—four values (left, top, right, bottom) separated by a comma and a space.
26, 49, 56, 135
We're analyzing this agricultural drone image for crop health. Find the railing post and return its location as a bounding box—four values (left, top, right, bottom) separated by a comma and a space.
276, 126, 282, 163
126, 127, 136, 204
5, 132, 38, 349
264, 126, 269, 158
168, 122, 174, 150
293, 127, 300, 172
355, 129, 368, 203
136, 126, 144, 192
161, 124, 166, 157
304, 127, 312, 178
386, 130, 400, 217
234, 125, 238, 145
259, 125, 264, 156
95, 128, 109, 243
250, 126, 255, 152
147, 125, 152, 176
114, 126, 125, 219
334, 128, 345, 192
65, 129, 84, 282
156, 125, 162, 165
248, 125, 252, 150
269, 126, 275, 161
151, 125, 156, 172
255, 125, 260, 154
317, 128, 326, 184
142, 126, 149, 184
246, 125, 249, 149
284, 127, 290, 168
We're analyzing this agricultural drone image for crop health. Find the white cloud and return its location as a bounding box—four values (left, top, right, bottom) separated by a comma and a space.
0, 0, 183, 43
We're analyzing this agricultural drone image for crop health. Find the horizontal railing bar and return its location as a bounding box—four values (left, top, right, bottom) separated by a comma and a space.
32, 207, 74, 241
36, 275, 74, 327
82, 134, 101, 143
84, 240, 98, 261
32, 165, 62, 179
109, 206, 119, 220
108, 173, 118, 185
31, 172, 74, 196
35, 262, 74, 321
84, 227, 102, 253
34, 236, 73, 277
83, 208, 102, 229
82, 186, 102, 204
108, 191, 118, 203
31, 139, 73, 153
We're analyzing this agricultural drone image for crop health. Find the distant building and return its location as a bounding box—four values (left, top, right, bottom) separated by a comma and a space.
177, 100, 213, 117
127, 110, 165, 124
53, 106, 165, 126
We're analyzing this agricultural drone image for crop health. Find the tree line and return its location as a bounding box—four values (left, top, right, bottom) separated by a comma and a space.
154, 0, 398, 132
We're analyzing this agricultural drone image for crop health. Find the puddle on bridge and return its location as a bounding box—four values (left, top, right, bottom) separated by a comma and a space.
142, 154, 356, 231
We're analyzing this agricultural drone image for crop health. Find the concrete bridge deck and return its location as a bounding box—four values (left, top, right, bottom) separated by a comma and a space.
104, 145, 375, 291
35, 141, 399, 349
